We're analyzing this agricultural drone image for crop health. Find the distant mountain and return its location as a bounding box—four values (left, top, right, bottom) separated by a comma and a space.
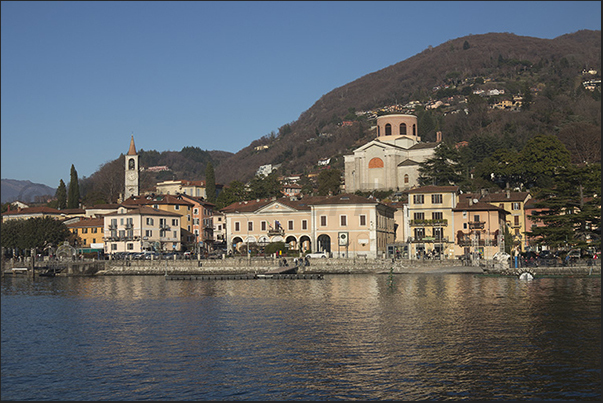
1, 179, 56, 204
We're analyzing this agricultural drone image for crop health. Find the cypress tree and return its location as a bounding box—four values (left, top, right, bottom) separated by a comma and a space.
55, 179, 67, 209
67, 165, 80, 209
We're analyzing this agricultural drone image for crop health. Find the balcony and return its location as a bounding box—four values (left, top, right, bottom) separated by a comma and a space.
409, 219, 448, 227
457, 238, 498, 247
468, 221, 485, 229
407, 236, 450, 243
267, 228, 285, 236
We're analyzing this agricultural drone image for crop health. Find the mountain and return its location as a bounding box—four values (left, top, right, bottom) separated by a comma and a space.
51, 30, 602, 203
213, 30, 601, 184
1, 179, 56, 204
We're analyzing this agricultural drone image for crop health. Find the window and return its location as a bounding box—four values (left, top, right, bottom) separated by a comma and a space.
302, 220, 308, 230
92, 228, 97, 233
413, 194, 424, 204
92, 238, 96, 244
432, 194, 443, 204
111, 244, 117, 251
288, 220, 294, 230
172, 219, 178, 226
433, 227, 444, 240
473, 215, 480, 222
414, 212, 425, 220
127, 243, 134, 250
174, 205, 180, 210
320, 216, 327, 226
146, 217, 154, 225
193, 208, 199, 215
248, 221, 253, 231
400, 123, 407, 135
360, 215, 366, 226
414, 228, 425, 240
82, 228, 88, 234
514, 216, 520, 226
145, 230, 152, 237
512, 202, 520, 210
385, 123, 392, 135
432, 212, 443, 220
261, 221, 267, 231
340, 215, 347, 226
404, 174, 409, 183
235, 222, 240, 232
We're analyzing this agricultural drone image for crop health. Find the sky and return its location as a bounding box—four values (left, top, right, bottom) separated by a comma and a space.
1, 1, 601, 188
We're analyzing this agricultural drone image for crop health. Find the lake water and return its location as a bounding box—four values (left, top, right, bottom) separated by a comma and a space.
1, 273, 600, 401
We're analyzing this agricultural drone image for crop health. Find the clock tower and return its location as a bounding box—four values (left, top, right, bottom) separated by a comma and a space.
124, 135, 139, 200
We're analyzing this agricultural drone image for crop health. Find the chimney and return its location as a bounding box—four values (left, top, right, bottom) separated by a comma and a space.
436, 131, 442, 142
506, 189, 511, 199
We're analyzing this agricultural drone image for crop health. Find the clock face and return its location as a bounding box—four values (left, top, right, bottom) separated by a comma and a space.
127, 172, 137, 181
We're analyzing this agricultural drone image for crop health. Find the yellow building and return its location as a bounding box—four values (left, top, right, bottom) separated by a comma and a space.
66, 217, 105, 252
407, 186, 459, 259
481, 191, 531, 251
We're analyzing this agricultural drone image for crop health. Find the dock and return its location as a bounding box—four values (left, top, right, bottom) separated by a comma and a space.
165, 273, 323, 281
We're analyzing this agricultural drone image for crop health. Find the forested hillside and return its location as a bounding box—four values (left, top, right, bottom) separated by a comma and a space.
78, 30, 600, 203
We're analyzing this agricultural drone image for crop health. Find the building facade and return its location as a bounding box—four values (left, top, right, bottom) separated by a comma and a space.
407, 186, 459, 259
221, 194, 396, 259
103, 205, 181, 254
344, 114, 440, 192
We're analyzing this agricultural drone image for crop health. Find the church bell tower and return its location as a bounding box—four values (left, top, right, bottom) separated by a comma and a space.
124, 135, 139, 200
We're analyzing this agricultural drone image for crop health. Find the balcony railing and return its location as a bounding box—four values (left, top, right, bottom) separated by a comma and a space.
407, 236, 450, 243
267, 228, 285, 236
457, 238, 498, 247
409, 219, 448, 227
468, 221, 485, 229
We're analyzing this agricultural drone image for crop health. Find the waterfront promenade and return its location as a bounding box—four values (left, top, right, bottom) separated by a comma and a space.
2, 254, 600, 277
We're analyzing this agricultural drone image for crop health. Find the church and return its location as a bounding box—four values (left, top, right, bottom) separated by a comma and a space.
344, 114, 441, 192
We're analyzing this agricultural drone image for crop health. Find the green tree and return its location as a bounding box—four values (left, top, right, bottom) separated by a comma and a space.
475, 148, 523, 189
67, 165, 80, 209
527, 163, 601, 249
215, 180, 248, 210
417, 143, 463, 186
55, 179, 67, 209
248, 172, 282, 200
316, 169, 341, 196
463, 40, 470, 50
1, 217, 72, 254
205, 162, 216, 203
519, 134, 571, 189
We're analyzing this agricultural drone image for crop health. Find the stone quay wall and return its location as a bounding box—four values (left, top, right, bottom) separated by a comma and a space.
2, 256, 600, 277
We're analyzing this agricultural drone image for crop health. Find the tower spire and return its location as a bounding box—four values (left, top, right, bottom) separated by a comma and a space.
127, 135, 137, 155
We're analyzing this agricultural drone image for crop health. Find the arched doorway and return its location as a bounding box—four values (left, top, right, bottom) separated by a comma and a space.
299, 235, 311, 253
316, 234, 331, 254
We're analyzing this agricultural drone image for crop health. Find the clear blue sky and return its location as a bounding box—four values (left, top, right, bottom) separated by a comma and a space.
2, 1, 600, 188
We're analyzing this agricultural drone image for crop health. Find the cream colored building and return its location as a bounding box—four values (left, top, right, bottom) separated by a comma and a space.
103, 205, 181, 254
221, 194, 396, 259
344, 114, 441, 192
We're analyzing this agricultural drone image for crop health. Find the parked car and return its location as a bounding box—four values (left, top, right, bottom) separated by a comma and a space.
306, 251, 328, 258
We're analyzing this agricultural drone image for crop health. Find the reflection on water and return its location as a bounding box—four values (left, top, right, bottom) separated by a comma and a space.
2, 274, 600, 400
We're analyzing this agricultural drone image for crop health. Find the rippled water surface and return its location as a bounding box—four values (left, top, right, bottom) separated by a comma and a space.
2, 274, 600, 400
